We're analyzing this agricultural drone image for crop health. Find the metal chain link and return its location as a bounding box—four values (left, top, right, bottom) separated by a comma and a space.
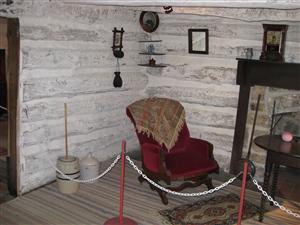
47, 153, 300, 219
251, 176, 300, 219
48, 154, 121, 183
126, 155, 241, 196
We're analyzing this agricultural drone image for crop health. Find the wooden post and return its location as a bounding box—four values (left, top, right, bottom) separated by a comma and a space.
230, 85, 251, 174
64, 103, 69, 159
6, 17, 20, 196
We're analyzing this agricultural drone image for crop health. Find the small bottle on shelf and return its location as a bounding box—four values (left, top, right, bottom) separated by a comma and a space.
149, 58, 156, 66
147, 44, 155, 54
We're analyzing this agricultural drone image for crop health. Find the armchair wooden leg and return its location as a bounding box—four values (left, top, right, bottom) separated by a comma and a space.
138, 175, 145, 184
151, 185, 168, 205
158, 189, 168, 205
270, 164, 279, 206
149, 183, 155, 191
205, 177, 214, 190
147, 178, 169, 205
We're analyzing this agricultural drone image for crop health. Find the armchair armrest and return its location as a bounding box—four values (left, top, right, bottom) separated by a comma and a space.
187, 137, 214, 160
141, 143, 169, 175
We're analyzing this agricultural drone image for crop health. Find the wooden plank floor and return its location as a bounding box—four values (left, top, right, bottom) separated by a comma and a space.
0, 159, 299, 225
0, 159, 14, 204
0, 118, 13, 204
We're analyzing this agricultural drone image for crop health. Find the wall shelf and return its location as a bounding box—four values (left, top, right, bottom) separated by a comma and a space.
138, 40, 162, 43
139, 52, 165, 55
138, 63, 167, 68
138, 40, 167, 68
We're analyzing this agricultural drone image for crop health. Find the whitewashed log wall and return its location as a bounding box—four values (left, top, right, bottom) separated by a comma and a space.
141, 9, 300, 176
62, 0, 300, 9
1, 0, 299, 192
1, 1, 146, 193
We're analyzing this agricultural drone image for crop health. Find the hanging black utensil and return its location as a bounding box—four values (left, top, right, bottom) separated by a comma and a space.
113, 58, 123, 88
112, 27, 124, 58
113, 49, 124, 58
113, 71, 123, 88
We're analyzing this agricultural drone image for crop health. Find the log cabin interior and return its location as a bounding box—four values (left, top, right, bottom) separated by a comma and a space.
0, 0, 299, 224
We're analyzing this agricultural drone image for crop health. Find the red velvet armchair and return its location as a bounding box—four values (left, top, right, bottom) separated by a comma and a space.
126, 100, 219, 205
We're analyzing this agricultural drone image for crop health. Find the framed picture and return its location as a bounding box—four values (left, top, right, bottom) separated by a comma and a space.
260, 24, 288, 62
139, 11, 159, 33
114, 32, 121, 46
188, 29, 209, 54
112, 27, 124, 58
112, 27, 124, 50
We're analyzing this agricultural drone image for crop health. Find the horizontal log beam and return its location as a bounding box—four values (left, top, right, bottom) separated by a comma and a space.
23, 72, 147, 101
21, 90, 142, 122
61, 1, 300, 10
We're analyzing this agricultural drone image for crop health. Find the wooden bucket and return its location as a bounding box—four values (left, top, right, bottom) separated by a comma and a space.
56, 156, 80, 194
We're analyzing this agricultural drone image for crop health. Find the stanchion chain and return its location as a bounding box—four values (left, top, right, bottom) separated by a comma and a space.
48, 154, 121, 183
126, 155, 241, 196
251, 176, 300, 219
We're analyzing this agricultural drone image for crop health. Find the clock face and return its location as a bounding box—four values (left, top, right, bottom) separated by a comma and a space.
139, 11, 159, 33
266, 31, 282, 45
266, 31, 282, 52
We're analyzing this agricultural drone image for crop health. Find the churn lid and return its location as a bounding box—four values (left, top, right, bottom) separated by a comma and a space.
81, 152, 99, 166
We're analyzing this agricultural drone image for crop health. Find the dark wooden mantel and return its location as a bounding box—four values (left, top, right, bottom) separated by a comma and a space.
230, 58, 300, 174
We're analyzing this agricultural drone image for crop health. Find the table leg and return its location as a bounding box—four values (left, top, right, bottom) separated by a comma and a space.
259, 154, 273, 222
270, 164, 279, 206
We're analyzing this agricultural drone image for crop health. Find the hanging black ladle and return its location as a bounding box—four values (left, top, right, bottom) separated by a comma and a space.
113, 49, 124, 58
113, 71, 122, 88
113, 58, 123, 88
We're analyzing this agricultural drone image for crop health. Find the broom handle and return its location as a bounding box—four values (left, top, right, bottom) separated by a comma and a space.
246, 94, 261, 160
237, 94, 261, 225
64, 103, 69, 159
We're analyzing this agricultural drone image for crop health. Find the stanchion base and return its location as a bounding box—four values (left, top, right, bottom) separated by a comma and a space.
104, 217, 138, 225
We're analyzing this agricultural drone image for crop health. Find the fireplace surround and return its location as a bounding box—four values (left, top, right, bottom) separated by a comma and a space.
230, 58, 300, 174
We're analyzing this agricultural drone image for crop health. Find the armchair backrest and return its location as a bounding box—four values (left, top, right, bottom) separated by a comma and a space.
126, 107, 190, 154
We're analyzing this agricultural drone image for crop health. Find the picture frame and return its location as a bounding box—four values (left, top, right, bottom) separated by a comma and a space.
139, 11, 159, 33
188, 29, 209, 54
112, 27, 124, 50
259, 24, 288, 62
112, 27, 124, 58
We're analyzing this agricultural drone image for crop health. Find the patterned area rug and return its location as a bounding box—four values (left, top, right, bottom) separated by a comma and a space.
159, 193, 259, 225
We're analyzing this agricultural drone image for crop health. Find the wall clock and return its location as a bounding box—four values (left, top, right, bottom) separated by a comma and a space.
259, 24, 288, 62
139, 11, 159, 33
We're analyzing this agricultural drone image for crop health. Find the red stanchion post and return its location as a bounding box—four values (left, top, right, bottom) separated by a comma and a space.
237, 160, 249, 225
236, 95, 260, 224
104, 140, 137, 225
119, 140, 125, 224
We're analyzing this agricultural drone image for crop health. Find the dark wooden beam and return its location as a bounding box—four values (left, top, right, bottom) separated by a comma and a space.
236, 58, 300, 90
6, 17, 20, 196
230, 85, 251, 174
